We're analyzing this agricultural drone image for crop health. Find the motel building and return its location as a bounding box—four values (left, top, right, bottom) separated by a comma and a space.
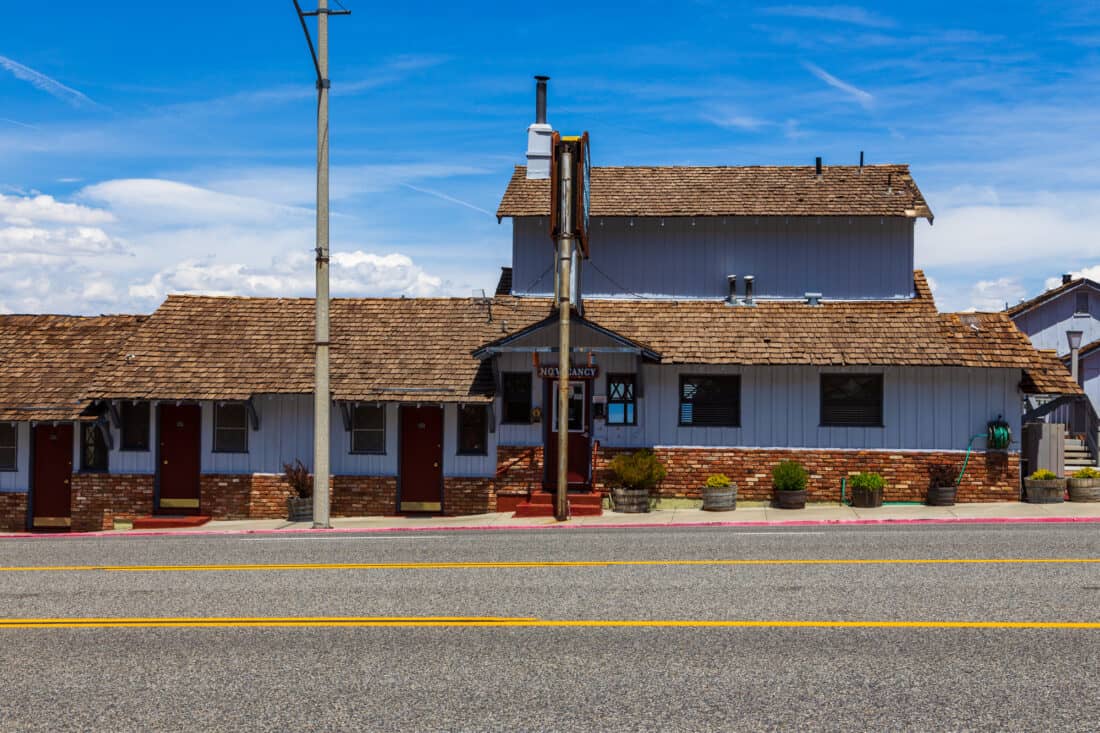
0, 87, 1082, 531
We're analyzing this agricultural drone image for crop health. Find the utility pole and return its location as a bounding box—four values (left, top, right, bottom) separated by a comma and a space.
293, 0, 350, 528
555, 144, 574, 522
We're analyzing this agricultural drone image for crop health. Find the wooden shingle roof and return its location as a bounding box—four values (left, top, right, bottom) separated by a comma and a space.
497, 165, 932, 220
1004, 277, 1100, 318
0, 314, 145, 421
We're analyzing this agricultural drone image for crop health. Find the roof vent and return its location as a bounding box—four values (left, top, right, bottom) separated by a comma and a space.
726, 275, 737, 305
858, 151, 864, 174
805, 292, 822, 306
743, 275, 755, 307
1063, 273, 1074, 285
815, 156, 823, 181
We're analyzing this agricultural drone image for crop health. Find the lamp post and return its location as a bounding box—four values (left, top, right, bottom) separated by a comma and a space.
1068, 330, 1084, 383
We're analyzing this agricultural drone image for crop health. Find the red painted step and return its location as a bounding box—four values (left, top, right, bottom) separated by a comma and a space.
132, 515, 211, 529
512, 492, 604, 518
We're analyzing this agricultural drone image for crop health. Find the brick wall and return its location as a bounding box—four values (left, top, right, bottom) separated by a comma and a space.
201, 474, 298, 520
443, 477, 495, 515
496, 445, 544, 496
332, 476, 396, 517
593, 447, 1020, 503
71, 474, 154, 532
0, 492, 27, 532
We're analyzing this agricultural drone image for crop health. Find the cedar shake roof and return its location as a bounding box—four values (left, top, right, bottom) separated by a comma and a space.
1004, 277, 1100, 318
1022, 350, 1084, 396
497, 165, 933, 220
0, 314, 145, 421
88, 296, 551, 403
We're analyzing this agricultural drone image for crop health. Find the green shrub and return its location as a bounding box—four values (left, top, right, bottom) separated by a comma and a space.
1072, 467, 1100, 479
608, 450, 667, 491
1028, 469, 1058, 481
848, 472, 885, 491
705, 474, 732, 489
928, 463, 958, 488
772, 460, 808, 492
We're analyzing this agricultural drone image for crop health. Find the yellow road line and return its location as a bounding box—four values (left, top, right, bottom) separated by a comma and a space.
1, 558, 1098, 573
0, 617, 1098, 630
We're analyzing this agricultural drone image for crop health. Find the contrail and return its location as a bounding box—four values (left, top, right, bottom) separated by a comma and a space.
0, 54, 101, 109
400, 183, 493, 216
0, 117, 38, 129
802, 61, 873, 108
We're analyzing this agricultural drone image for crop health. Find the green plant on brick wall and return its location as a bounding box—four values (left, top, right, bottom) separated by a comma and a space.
1028, 469, 1058, 481
772, 460, 808, 492
705, 474, 732, 489
848, 472, 885, 491
608, 450, 667, 491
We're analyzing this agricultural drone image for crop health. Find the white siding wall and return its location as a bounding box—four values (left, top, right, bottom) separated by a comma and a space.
331, 403, 399, 476
0, 422, 31, 492
495, 358, 1023, 453
442, 403, 498, 477
106, 412, 156, 475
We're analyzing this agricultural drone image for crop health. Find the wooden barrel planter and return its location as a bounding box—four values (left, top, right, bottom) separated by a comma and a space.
850, 487, 883, 508
1023, 479, 1066, 504
702, 485, 737, 512
927, 485, 957, 506
1067, 479, 1100, 502
611, 488, 650, 513
775, 489, 806, 509
286, 496, 313, 522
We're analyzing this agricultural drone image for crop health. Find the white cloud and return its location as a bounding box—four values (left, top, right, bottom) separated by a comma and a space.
762, 5, 895, 28
80, 179, 307, 226
0, 54, 100, 108
0, 225, 122, 256
967, 277, 1026, 312
0, 192, 114, 225
802, 61, 874, 108
701, 107, 768, 131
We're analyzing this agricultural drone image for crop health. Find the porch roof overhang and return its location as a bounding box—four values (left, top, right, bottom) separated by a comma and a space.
472, 312, 662, 362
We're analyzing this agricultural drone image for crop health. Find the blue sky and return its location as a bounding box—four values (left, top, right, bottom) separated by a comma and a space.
1, 1, 1099, 313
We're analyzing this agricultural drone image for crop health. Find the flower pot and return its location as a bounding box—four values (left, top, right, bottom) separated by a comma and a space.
927, 485, 957, 506
702, 485, 737, 512
1023, 479, 1066, 504
286, 496, 313, 522
1067, 478, 1100, 502
850, 486, 883, 508
611, 487, 650, 513
775, 488, 806, 509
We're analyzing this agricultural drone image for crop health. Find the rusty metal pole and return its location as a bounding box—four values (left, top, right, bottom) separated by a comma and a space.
555, 144, 574, 522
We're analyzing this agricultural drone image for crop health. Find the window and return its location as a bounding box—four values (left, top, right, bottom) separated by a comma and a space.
607, 374, 637, 425
350, 404, 385, 454
213, 403, 249, 453
80, 423, 109, 472
0, 423, 15, 471
1076, 291, 1090, 315
120, 401, 150, 452
820, 374, 884, 427
457, 405, 489, 455
501, 372, 532, 424
679, 375, 740, 427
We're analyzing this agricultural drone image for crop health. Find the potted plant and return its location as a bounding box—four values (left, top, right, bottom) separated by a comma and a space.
1067, 467, 1100, 502
702, 473, 737, 512
773, 460, 808, 509
927, 463, 958, 506
284, 459, 313, 521
608, 450, 667, 513
1023, 469, 1065, 504
849, 472, 885, 508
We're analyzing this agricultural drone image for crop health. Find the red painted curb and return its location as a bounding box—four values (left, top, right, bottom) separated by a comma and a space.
1, 514, 1099, 540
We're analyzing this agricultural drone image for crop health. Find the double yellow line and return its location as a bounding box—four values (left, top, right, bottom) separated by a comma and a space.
2, 557, 1099, 573
1, 617, 1099, 630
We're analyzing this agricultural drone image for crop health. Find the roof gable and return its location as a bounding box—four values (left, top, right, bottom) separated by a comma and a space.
1005, 278, 1100, 318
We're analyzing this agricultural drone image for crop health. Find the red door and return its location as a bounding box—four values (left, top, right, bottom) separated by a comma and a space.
399, 405, 443, 513
158, 404, 201, 513
544, 380, 592, 488
32, 424, 73, 530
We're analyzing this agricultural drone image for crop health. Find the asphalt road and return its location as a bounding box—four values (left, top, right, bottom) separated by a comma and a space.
1, 524, 1098, 731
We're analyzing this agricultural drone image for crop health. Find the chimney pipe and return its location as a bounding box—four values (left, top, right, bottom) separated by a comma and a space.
859, 151, 864, 174
744, 275, 755, 306
535, 75, 549, 125
1063, 273, 1074, 285
727, 275, 737, 304
815, 157, 823, 181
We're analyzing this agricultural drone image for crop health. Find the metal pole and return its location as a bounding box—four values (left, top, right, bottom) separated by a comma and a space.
312, 0, 331, 528
556, 145, 574, 522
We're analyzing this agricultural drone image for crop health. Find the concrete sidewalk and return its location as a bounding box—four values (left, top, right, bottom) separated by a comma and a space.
95, 500, 1100, 536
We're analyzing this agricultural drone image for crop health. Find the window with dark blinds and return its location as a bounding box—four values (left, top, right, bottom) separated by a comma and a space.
213, 403, 249, 453
351, 404, 386, 454
679, 375, 740, 427
501, 372, 532, 424
120, 402, 150, 452
820, 374, 884, 427
0, 423, 15, 471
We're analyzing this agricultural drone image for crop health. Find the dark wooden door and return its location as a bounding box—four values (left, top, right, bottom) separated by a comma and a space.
544, 380, 592, 488
158, 404, 201, 513
32, 424, 73, 530
399, 405, 443, 513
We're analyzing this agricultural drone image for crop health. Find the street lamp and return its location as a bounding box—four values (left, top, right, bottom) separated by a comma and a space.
1068, 330, 1084, 383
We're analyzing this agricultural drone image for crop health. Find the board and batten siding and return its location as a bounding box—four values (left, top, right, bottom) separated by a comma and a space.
511, 216, 916, 300
1011, 291, 1100, 356
0, 422, 31, 492
495, 356, 1022, 452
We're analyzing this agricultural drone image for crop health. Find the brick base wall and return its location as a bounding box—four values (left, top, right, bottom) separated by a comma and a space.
201, 474, 298, 520
443, 477, 495, 515
0, 492, 27, 532
495, 445, 544, 496
332, 476, 396, 517
593, 447, 1020, 503
71, 474, 155, 532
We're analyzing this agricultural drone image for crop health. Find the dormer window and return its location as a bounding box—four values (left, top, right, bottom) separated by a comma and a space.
1076, 291, 1090, 316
